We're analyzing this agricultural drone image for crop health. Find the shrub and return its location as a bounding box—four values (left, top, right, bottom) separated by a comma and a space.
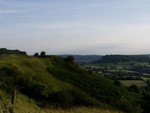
128, 85, 140, 93
114, 80, 121, 86
40, 51, 46, 57
34, 53, 39, 57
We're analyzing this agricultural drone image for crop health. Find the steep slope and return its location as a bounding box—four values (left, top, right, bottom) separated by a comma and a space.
0, 55, 142, 113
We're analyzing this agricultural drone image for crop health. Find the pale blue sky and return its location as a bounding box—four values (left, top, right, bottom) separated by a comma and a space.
1, 0, 150, 55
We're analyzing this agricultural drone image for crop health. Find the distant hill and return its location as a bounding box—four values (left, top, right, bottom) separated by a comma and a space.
95, 55, 150, 63
0, 48, 27, 55
59, 55, 103, 64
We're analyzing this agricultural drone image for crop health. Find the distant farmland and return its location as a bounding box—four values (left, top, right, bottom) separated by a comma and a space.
120, 80, 147, 87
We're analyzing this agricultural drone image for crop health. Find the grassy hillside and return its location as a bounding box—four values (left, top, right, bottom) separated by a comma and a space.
0, 55, 142, 113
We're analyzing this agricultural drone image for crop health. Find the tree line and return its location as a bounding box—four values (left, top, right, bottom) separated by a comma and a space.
0, 48, 27, 55
95, 55, 150, 63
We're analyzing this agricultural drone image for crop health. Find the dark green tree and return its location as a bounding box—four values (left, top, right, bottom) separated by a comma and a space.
34, 53, 39, 57
128, 85, 140, 93
64, 56, 75, 64
114, 80, 121, 86
40, 51, 46, 57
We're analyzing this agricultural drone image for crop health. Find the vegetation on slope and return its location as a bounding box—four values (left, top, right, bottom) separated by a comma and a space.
0, 54, 142, 113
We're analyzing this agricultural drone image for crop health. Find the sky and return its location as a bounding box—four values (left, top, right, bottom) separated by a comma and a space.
1, 0, 150, 55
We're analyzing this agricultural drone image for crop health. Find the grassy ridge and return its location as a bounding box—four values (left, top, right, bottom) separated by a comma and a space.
0, 55, 142, 113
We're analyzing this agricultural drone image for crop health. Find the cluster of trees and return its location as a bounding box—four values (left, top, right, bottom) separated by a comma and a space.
139, 84, 150, 113
0, 48, 27, 55
63, 56, 75, 64
0, 48, 47, 57
103, 70, 141, 77
111, 76, 142, 80
34, 51, 46, 57
96, 55, 150, 63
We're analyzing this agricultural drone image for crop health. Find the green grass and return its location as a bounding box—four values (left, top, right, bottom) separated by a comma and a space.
120, 80, 147, 87
15, 98, 121, 113
15, 107, 122, 113
0, 92, 122, 113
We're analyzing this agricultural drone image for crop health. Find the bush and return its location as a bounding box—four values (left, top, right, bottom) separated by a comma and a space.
114, 80, 121, 86
50, 91, 73, 107
34, 53, 39, 57
115, 97, 142, 113
40, 51, 46, 57
128, 85, 140, 93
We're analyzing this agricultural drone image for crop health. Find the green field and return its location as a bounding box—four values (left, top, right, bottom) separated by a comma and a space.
141, 77, 150, 81
120, 80, 147, 87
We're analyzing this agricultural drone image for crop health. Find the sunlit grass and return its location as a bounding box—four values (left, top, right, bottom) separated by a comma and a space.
15, 106, 122, 113
41, 107, 122, 113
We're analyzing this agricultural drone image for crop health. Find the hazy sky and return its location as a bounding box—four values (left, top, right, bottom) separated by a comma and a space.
1, 0, 150, 55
